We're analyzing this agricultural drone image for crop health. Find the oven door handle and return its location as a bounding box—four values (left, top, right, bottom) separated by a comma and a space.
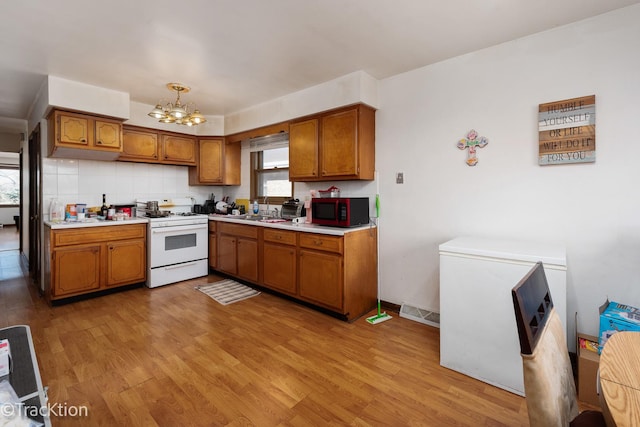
151, 225, 206, 234
163, 261, 199, 270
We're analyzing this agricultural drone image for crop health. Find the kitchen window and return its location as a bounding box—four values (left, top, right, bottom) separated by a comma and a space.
250, 146, 292, 205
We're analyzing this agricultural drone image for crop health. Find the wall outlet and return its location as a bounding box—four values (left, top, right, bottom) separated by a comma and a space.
396, 172, 404, 184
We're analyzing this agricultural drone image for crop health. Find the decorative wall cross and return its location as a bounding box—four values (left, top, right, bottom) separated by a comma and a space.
457, 129, 488, 166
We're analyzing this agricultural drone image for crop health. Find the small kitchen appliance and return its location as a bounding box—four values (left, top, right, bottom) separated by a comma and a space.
281, 199, 306, 220
311, 197, 370, 227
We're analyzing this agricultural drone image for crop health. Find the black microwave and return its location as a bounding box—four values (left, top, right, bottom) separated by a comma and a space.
311, 197, 369, 227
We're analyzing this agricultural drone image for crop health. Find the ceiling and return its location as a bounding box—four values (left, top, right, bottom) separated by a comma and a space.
1, 0, 639, 133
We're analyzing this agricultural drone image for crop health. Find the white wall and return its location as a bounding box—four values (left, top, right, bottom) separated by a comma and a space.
224, 71, 379, 134
376, 4, 640, 346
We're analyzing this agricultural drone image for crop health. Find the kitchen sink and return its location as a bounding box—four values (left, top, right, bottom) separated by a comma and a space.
230, 214, 287, 223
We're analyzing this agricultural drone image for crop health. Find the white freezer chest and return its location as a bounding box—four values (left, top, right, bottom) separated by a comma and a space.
439, 237, 567, 396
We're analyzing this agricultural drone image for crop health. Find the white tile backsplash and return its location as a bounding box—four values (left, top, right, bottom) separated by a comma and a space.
57, 159, 79, 175
57, 174, 79, 195
42, 158, 231, 209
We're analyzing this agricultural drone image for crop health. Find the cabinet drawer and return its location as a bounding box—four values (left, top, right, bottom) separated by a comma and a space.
208, 221, 217, 232
53, 224, 146, 247
263, 229, 296, 246
299, 233, 343, 254
219, 223, 258, 239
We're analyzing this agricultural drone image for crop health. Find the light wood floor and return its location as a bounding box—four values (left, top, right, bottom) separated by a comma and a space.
0, 224, 19, 251
0, 251, 536, 426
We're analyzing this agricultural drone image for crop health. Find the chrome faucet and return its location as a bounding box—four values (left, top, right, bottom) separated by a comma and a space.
263, 196, 269, 216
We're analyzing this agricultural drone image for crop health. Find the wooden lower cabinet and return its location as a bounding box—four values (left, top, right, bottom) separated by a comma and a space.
45, 223, 146, 301
106, 239, 146, 287
263, 228, 297, 295
52, 243, 102, 296
210, 220, 377, 321
299, 249, 343, 310
217, 223, 258, 282
237, 239, 258, 282
208, 221, 217, 269
217, 234, 237, 275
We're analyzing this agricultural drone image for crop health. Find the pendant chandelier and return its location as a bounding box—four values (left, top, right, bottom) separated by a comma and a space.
147, 83, 207, 126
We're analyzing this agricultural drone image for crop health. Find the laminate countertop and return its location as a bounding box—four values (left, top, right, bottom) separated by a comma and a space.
44, 218, 149, 229
208, 215, 375, 236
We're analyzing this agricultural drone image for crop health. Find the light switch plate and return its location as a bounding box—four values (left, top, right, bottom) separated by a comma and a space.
396, 172, 404, 184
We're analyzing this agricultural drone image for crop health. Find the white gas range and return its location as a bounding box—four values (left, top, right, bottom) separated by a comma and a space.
136, 198, 209, 288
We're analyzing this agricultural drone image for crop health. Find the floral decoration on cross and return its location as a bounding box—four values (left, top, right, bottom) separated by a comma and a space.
457, 129, 488, 166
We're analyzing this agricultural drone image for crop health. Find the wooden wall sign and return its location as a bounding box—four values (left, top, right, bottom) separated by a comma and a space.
538, 95, 595, 165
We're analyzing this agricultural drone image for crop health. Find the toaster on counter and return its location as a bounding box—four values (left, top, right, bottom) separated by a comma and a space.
281, 199, 306, 220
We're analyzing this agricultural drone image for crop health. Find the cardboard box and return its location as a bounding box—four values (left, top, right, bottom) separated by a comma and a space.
0, 339, 10, 377
577, 333, 601, 407
598, 300, 640, 353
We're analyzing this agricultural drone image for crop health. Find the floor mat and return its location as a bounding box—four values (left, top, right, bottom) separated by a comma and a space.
195, 279, 260, 305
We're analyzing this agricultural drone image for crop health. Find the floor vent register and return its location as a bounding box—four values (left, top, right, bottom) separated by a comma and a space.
399, 303, 440, 328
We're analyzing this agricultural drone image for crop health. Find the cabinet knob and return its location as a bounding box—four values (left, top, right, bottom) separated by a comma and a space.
97, 140, 102, 145
81, 138, 87, 143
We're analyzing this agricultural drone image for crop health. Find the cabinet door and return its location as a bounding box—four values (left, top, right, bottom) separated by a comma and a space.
223, 141, 241, 185
121, 127, 159, 161
161, 134, 196, 165
217, 235, 237, 275
94, 119, 122, 150
263, 242, 296, 295
289, 118, 319, 180
52, 244, 101, 297
320, 108, 359, 178
299, 249, 343, 311
106, 239, 146, 287
58, 112, 90, 147
197, 138, 224, 183
237, 238, 258, 282
208, 232, 217, 269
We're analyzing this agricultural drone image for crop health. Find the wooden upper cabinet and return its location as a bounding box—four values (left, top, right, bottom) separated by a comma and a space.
121, 126, 159, 161
94, 120, 122, 149
48, 109, 124, 160
288, 104, 375, 182
120, 125, 196, 166
161, 134, 196, 165
58, 113, 90, 146
224, 140, 241, 185
192, 138, 223, 183
189, 138, 241, 185
321, 109, 359, 178
289, 118, 319, 180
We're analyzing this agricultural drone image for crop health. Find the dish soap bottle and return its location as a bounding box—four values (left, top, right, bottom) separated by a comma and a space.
253, 200, 259, 215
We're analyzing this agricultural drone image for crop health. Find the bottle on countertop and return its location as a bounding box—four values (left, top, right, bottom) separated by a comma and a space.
253, 200, 259, 214
107, 205, 116, 220
100, 194, 109, 218
49, 198, 62, 223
